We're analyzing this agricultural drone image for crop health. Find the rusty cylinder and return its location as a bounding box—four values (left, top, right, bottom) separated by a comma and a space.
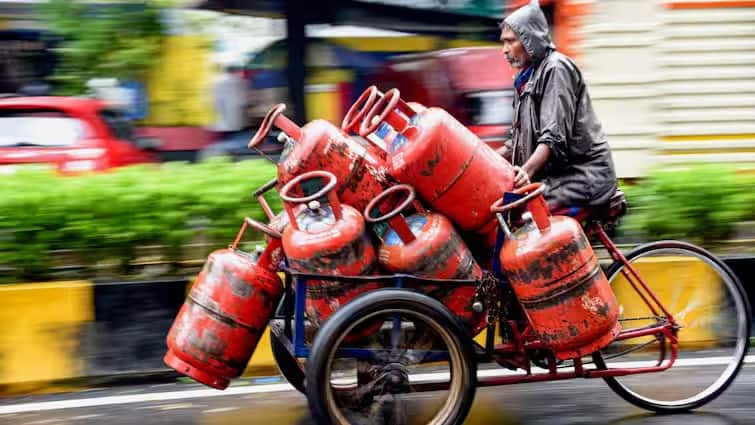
365, 184, 487, 334
493, 183, 621, 360
359, 88, 515, 248
279, 170, 379, 330
249, 103, 387, 213
164, 218, 284, 389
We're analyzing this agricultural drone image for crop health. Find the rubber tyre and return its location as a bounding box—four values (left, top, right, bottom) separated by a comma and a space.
305, 288, 477, 425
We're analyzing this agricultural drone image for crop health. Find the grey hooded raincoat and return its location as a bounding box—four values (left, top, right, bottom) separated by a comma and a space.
503, 1, 617, 208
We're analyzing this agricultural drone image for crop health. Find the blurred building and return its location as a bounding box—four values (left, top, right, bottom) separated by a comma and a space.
535, 0, 755, 177
4, 0, 751, 176
200, 0, 755, 178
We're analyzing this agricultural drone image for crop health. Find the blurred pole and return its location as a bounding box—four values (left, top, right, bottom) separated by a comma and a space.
286, 0, 307, 124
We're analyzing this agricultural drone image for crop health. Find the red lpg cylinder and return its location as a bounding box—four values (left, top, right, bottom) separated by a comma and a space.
492, 183, 621, 360
365, 184, 487, 334
164, 218, 284, 389
248, 103, 387, 212
359, 88, 515, 248
279, 170, 379, 328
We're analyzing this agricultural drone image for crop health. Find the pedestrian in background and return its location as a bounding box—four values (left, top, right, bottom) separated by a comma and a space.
210, 63, 247, 142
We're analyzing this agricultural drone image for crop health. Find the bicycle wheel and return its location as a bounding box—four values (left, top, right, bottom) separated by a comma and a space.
596, 241, 750, 412
306, 289, 477, 425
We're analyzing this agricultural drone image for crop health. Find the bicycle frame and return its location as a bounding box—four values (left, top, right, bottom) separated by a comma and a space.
273, 272, 480, 361
476, 222, 679, 387
270, 222, 680, 387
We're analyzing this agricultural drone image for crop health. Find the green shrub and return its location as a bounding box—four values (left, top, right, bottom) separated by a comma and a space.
41, 0, 166, 95
0, 158, 280, 281
3, 160, 750, 280
620, 165, 755, 244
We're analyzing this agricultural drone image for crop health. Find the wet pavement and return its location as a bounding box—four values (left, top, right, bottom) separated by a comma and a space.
2, 365, 755, 425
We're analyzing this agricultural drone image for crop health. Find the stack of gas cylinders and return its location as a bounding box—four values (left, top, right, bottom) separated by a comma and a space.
164, 86, 620, 389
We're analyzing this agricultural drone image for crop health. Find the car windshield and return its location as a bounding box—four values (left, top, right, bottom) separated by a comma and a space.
0, 110, 87, 147
99, 109, 135, 141
465, 90, 515, 126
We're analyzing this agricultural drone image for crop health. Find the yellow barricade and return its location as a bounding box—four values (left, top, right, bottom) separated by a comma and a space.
0, 281, 93, 387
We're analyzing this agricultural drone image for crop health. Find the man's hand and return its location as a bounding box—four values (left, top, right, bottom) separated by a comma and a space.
513, 166, 530, 188
514, 144, 551, 189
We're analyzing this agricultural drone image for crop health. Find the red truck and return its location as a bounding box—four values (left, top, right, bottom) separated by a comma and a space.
0, 96, 159, 175
369, 46, 515, 150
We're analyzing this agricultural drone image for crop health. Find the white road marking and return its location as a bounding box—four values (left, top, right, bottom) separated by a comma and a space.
70, 414, 102, 420
202, 407, 239, 414
0, 384, 293, 415
157, 403, 196, 411
1, 355, 753, 415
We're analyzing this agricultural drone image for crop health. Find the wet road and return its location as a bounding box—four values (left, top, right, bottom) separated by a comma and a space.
2, 365, 755, 425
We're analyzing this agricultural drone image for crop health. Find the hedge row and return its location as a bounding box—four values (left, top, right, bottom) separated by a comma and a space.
1, 160, 752, 281
0, 159, 280, 281
620, 165, 755, 244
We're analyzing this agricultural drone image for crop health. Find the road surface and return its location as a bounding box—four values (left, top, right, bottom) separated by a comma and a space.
2, 363, 754, 425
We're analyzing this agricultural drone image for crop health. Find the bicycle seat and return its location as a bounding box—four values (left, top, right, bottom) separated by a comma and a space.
551, 189, 627, 226
593, 189, 627, 224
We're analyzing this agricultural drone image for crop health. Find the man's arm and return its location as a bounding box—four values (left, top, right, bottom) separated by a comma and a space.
534, 62, 579, 167
514, 63, 578, 188
519, 143, 551, 183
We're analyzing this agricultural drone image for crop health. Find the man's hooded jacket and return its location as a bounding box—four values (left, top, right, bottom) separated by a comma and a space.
504, 0, 617, 208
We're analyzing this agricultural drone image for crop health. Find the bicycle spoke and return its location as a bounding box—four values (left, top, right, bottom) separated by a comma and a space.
596, 243, 749, 412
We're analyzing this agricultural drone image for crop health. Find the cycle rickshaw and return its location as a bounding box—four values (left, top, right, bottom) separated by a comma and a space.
252, 177, 751, 425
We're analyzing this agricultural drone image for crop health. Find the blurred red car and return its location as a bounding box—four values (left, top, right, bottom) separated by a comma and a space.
0, 96, 159, 175
369, 46, 515, 150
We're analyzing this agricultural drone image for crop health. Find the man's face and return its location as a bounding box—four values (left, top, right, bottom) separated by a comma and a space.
500, 26, 530, 69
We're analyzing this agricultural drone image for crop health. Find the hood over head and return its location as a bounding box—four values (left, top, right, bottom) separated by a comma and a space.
503, 0, 555, 62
